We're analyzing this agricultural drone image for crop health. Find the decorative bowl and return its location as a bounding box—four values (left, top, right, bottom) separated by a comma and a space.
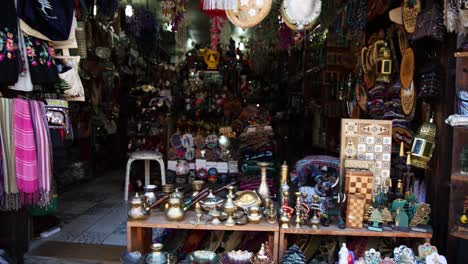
188, 250, 222, 264
234, 191, 261, 210
225, 250, 253, 264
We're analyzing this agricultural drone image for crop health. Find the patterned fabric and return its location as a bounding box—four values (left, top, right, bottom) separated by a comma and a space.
0, 0, 20, 85
23, 33, 59, 84
30, 100, 52, 206
0, 99, 18, 210
9, 29, 34, 92
292, 155, 340, 187
14, 99, 39, 205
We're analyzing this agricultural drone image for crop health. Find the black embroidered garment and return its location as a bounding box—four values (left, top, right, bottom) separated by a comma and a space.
0, 0, 20, 85
18, 0, 75, 41
24, 34, 58, 84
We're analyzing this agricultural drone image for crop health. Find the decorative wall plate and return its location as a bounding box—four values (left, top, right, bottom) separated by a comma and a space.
402, 0, 421, 33
226, 0, 272, 28
400, 48, 414, 90
401, 81, 415, 115
280, 0, 321, 31
418, 243, 438, 259
170, 132, 182, 148
425, 252, 447, 264
206, 134, 219, 149
181, 133, 194, 149
365, 248, 382, 264
184, 148, 195, 161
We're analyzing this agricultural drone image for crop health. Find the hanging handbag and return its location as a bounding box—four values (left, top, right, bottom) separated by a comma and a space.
55, 55, 85, 102
45, 99, 70, 132
410, 3, 445, 42
17, 0, 75, 41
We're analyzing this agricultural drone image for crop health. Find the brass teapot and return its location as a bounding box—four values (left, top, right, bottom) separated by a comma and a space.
128, 193, 149, 220
165, 189, 185, 221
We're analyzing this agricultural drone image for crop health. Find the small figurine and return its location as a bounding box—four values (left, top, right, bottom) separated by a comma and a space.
367, 208, 383, 232
380, 207, 393, 226
265, 202, 277, 224
338, 243, 349, 264
394, 208, 409, 230
251, 243, 274, 264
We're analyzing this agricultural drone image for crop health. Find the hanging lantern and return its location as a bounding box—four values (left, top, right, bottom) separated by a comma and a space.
410, 115, 437, 169
375, 41, 392, 83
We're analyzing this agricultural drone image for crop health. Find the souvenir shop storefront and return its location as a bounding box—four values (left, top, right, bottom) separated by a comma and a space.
0, 0, 467, 263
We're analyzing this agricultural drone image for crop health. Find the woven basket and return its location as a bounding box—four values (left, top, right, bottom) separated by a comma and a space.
226, 0, 272, 28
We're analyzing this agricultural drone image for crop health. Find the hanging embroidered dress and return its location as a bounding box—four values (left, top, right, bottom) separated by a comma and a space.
0, 0, 20, 85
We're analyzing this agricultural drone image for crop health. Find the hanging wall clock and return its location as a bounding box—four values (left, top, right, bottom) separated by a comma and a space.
401, 81, 416, 115
226, 0, 272, 28
400, 47, 414, 90
280, 0, 321, 31
402, 0, 421, 33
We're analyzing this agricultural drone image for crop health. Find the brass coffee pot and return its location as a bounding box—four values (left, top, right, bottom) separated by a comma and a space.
128, 193, 149, 220
165, 189, 185, 221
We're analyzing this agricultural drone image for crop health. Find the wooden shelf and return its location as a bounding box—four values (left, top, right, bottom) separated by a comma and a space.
280, 225, 432, 239
451, 231, 468, 240
455, 51, 468, 58
452, 173, 468, 182
128, 211, 279, 232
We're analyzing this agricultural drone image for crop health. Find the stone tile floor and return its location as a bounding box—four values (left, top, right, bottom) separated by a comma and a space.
40, 170, 129, 246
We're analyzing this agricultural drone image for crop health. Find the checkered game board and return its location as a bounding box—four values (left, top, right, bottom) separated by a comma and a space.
340, 119, 393, 185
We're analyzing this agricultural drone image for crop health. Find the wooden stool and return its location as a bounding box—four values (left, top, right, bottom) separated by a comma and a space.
124, 151, 166, 201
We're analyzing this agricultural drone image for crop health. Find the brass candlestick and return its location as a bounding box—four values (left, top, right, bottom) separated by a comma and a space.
295, 192, 302, 228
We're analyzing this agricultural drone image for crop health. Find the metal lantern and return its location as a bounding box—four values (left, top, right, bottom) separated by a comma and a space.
375, 42, 392, 83
411, 116, 437, 169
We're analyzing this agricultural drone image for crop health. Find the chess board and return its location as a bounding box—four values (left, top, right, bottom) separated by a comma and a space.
340, 119, 393, 185
346, 194, 366, 229
345, 169, 374, 207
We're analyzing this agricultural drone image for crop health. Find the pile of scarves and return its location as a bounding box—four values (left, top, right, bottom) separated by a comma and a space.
0, 98, 52, 211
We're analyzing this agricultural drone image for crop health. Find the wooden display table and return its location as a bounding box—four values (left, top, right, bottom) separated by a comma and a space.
127, 211, 280, 261
278, 224, 432, 260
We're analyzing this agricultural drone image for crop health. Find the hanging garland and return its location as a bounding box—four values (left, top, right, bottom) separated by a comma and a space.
200, 1, 228, 50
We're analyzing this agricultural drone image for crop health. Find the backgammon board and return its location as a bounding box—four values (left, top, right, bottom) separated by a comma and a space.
340, 119, 393, 185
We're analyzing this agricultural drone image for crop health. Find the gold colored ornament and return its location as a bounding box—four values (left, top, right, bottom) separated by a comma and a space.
402, 0, 421, 33
203, 49, 220, 70
411, 115, 437, 169
401, 81, 415, 115
400, 48, 415, 90
226, 0, 272, 29
375, 41, 392, 83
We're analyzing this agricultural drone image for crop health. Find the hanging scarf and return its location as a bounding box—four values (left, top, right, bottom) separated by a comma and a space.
0, 98, 18, 210
8, 28, 33, 92
30, 100, 52, 206
14, 98, 39, 206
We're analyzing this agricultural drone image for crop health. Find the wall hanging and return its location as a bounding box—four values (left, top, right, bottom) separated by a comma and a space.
280, 0, 321, 31
226, 0, 272, 28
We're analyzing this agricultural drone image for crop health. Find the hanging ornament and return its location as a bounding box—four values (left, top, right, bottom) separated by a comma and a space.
210, 16, 226, 49
201, 0, 238, 11
226, 0, 272, 28
281, 0, 321, 31
402, 0, 421, 33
